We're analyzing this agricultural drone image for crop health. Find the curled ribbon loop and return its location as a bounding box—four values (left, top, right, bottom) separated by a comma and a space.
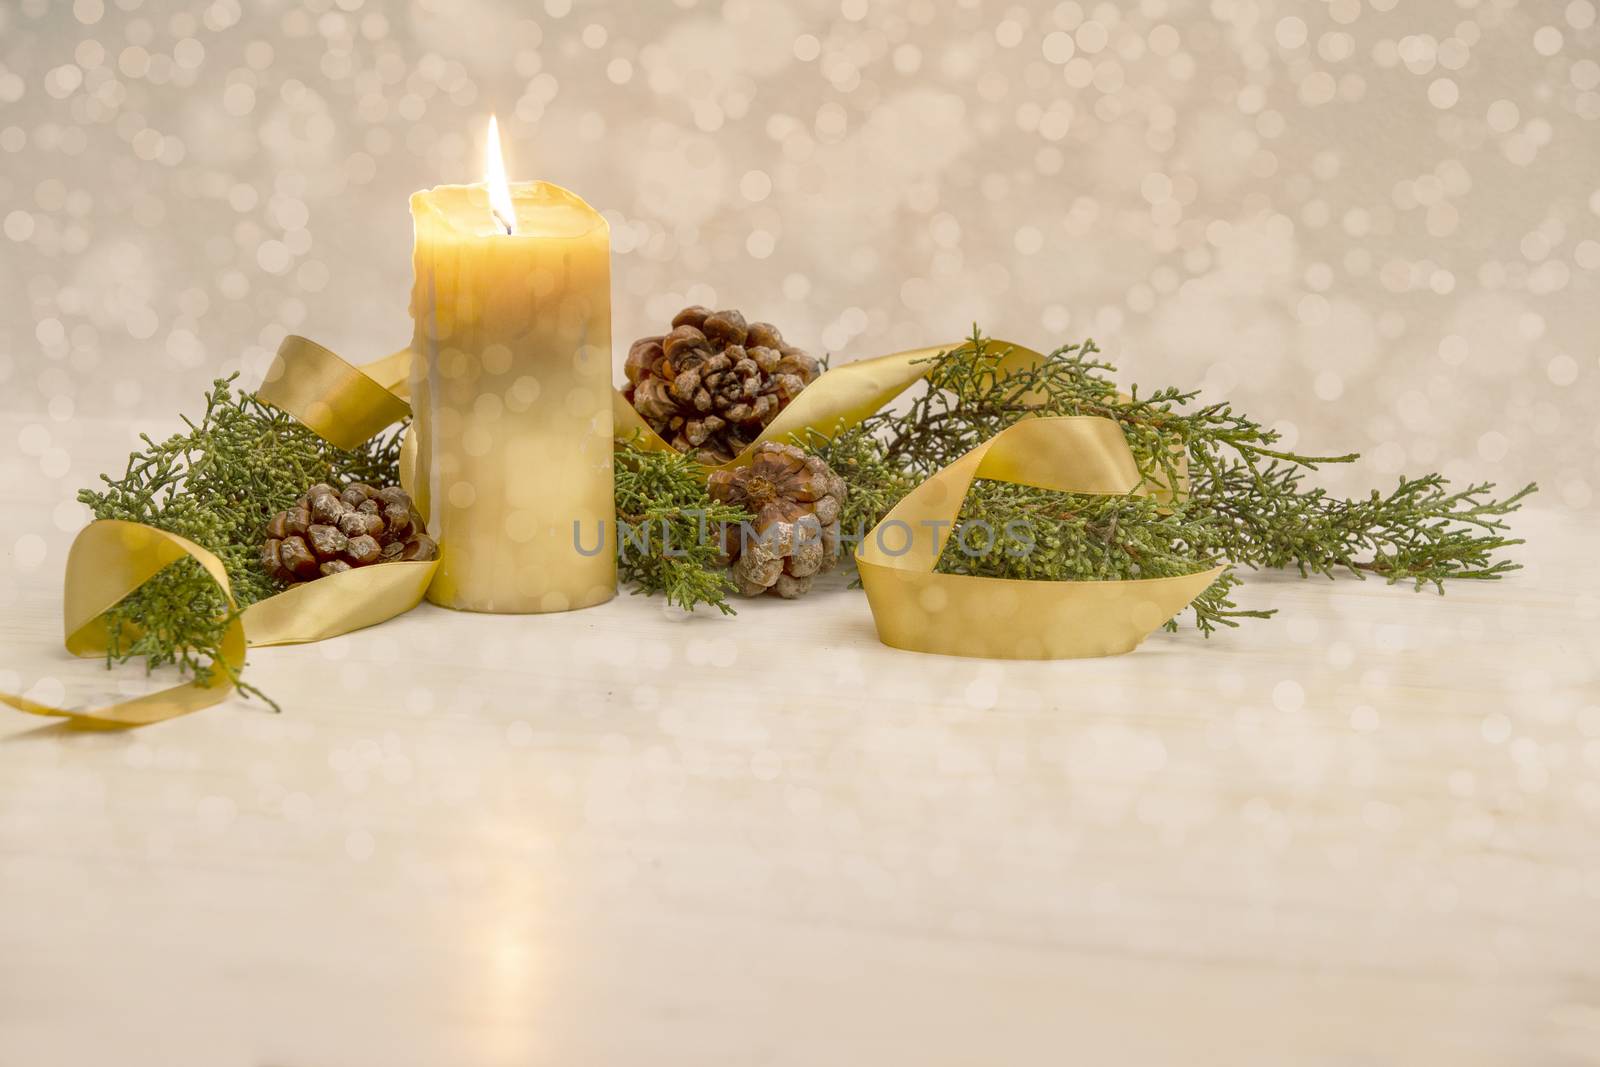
0, 521, 246, 726
257, 335, 412, 450
855, 418, 1225, 659
256, 337, 427, 506
294, 335, 1053, 475
2, 338, 438, 726
241, 335, 1223, 660
614, 340, 1050, 470
5, 331, 1222, 727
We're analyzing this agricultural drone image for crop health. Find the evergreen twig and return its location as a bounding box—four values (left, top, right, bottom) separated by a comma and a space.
612, 439, 751, 615
78, 375, 403, 709
934, 482, 1269, 634
806, 329, 1535, 634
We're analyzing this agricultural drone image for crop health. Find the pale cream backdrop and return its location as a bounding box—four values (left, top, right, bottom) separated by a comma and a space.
4, 3, 1600, 1065
0, 0, 1596, 504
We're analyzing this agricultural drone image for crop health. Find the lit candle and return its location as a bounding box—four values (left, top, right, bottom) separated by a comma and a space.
408, 116, 616, 613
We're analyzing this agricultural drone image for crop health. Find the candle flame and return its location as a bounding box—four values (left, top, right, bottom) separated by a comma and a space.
485, 114, 516, 235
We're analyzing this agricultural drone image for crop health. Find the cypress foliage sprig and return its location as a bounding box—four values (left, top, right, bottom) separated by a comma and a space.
78, 374, 403, 708
806, 329, 1535, 633
74, 325, 1536, 699
613, 439, 751, 614
934, 482, 1271, 634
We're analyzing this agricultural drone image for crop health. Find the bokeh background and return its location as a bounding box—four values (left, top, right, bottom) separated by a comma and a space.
0, 0, 1595, 506
3, 6, 1600, 1061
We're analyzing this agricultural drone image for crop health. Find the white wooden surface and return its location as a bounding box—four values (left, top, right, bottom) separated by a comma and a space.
1, 417, 1597, 1066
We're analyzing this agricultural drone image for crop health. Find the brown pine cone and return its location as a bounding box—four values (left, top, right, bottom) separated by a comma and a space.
623, 306, 821, 465
260, 481, 438, 588
706, 442, 847, 599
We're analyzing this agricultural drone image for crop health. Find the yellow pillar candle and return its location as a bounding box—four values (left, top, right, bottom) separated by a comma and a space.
408, 133, 615, 613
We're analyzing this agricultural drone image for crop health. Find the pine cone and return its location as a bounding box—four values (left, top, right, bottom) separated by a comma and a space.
260, 481, 438, 587
706, 442, 847, 599
623, 306, 821, 465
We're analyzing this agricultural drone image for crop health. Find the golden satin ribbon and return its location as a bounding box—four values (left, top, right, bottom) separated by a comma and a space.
855, 418, 1224, 659
610, 339, 1216, 655
5, 331, 1221, 726
269, 336, 1049, 495
0, 527, 438, 727
2, 336, 439, 727
611, 340, 1052, 471
257, 334, 413, 450
280, 335, 1215, 659
240, 561, 439, 646
0, 521, 246, 726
